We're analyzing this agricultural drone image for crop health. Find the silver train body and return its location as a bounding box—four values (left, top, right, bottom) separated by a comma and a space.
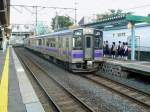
24, 28, 103, 72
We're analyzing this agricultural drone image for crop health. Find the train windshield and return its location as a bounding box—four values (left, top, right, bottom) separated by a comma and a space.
94, 30, 103, 49
73, 29, 83, 50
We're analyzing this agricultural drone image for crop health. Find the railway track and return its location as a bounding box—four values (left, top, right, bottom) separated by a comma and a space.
15, 48, 95, 112
82, 74, 150, 109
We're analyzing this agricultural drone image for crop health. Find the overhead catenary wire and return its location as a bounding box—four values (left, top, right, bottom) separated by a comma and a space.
10, 4, 77, 29
124, 4, 150, 11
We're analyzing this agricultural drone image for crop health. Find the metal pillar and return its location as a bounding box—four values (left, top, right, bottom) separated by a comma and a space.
131, 23, 136, 60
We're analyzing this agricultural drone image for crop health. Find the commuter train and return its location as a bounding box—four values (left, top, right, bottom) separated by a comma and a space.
24, 27, 103, 72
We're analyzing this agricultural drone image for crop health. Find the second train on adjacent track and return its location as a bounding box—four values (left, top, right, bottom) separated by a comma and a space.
24, 27, 103, 72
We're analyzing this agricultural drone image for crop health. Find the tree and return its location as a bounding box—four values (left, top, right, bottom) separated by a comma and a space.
51, 16, 73, 30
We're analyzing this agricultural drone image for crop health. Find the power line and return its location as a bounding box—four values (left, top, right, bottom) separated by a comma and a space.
10, 4, 75, 10
124, 4, 150, 11
10, 4, 77, 28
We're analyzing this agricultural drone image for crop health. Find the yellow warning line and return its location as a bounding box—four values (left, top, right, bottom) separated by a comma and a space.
0, 48, 10, 112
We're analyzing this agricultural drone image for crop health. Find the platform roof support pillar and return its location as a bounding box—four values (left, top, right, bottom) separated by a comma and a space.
131, 22, 135, 61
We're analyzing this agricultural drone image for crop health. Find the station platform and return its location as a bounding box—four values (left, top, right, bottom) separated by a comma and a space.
105, 58, 150, 76
0, 47, 45, 112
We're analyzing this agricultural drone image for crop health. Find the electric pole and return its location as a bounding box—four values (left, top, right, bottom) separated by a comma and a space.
35, 6, 38, 26
10, 4, 77, 32
55, 11, 58, 30
74, 1, 77, 25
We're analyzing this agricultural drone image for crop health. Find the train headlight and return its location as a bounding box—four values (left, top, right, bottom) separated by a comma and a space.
87, 61, 92, 66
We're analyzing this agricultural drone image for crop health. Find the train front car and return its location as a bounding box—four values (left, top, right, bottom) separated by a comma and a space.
70, 28, 103, 72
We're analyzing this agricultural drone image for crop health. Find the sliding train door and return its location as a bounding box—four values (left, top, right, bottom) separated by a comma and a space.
84, 35, 93, 60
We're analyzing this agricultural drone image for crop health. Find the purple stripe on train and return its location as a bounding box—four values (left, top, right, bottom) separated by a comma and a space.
94, 50, 103, 57
73, 53, 83, 58
45, 47, 58, 52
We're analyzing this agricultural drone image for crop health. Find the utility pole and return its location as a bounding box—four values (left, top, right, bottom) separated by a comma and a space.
74, 1, 77, 25
35, 6, 38, 26
55, 11, 58, 30
10, 4, 76, 31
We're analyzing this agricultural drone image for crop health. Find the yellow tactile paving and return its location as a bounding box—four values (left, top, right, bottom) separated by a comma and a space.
0, 48, 10, 112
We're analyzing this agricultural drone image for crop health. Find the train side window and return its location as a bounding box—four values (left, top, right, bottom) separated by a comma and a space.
46, 39, 50, 47
38, 39, 42, 45
86, 37, 91, 48
66, 38, 69, 48
43, 39, 45, 46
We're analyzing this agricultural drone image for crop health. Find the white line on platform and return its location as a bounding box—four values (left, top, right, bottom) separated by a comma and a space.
12, 48, 45, 112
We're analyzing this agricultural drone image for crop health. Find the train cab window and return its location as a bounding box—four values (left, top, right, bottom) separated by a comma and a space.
73, 37, 82, 49
73, 30, 82, 50
94, 30, 103, 49
86, 37, 91, 48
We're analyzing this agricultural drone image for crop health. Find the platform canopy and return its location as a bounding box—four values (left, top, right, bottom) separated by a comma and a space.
82, 14, 150, 29
0, 0, 10, 27
82, 14, 150, 61
0, 0, 10, 38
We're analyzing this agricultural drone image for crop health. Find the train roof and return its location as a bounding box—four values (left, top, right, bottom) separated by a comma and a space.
35, 29, 74, 38
35, 27, 99, 39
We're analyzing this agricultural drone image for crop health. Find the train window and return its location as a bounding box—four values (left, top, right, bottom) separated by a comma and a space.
94, 30, 103, 49
46, 39, 49, 47
86, 37, 91, 48
28, 40, 30, 46
46, 38, 56, 47
38, 39, 42, 46
73, 36, 82, 50
66, 38, 69, 48
73, 29, 83, 50
94, 37, 103, 49
43, 39, 45, 46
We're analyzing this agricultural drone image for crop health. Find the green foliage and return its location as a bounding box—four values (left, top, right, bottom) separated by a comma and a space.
51, 16, 73, 30
96, 9, 133, 21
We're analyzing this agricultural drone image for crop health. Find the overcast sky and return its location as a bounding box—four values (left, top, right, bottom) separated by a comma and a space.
10, 0, 150, 25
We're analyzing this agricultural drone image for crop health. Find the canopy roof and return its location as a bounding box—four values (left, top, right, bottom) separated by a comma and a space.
0, 0, 10, 26
82, 14, 150, 29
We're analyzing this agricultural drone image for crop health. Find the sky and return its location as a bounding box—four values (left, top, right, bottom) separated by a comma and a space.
10, 0, 150, 26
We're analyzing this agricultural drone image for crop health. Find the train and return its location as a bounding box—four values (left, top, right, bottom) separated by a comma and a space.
24, 27, 103, 72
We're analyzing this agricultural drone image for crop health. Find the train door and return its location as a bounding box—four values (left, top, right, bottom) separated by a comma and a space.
66, 37, 69, 62
58, 37, 61, 58
84, 35, 93, 60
